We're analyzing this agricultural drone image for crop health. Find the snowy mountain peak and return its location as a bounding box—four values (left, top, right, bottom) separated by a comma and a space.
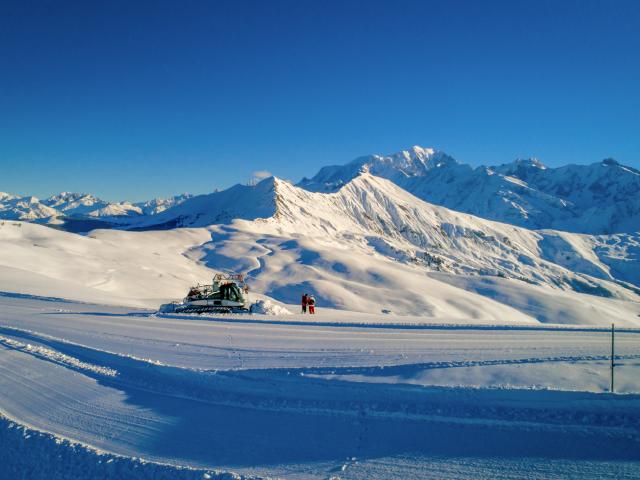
368, 146, 454, 172
44, 192, 102, 209
410, 144, 435, 155
50, 191, 88, 199
127, 176, 279, 230
404, 145, 436, 161
300, 147, 639, 234
298, 146, 457, 193
0, 192, 18, 201
265, 175, 283, 187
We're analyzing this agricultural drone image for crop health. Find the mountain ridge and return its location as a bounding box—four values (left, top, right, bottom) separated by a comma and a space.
127, 171, 640, 301
2, 146, 638, 235
299, 147, 640, 235
0, 191, 193, 226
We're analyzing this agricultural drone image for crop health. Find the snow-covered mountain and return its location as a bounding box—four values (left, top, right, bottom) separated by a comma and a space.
0, 191, 192, 224
43, 192, 143, 218
0, 192, 60, 222
135, 194, 194, 215
2, 172, 639, 324
5, 145, 638, 235
2, 146, 638, 321
127, 173, 640, 304
127, 181, 276, 230
299, 146, 640, 234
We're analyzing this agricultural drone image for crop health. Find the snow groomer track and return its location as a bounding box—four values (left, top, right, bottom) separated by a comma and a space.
1, 293, 640, 479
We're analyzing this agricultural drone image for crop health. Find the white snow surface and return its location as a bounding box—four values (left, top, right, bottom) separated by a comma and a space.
0, 414, 260, 480
0, 294, 639, 479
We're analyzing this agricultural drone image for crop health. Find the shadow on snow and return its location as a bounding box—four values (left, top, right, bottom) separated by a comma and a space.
0, 325, 639, 470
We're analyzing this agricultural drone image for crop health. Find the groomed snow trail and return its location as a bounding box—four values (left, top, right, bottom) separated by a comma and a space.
1, 293, 640, 479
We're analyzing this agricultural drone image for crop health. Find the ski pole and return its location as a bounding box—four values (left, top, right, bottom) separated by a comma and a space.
610, 323, 615, 393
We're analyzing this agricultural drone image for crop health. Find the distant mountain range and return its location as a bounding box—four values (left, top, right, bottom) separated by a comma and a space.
2, 147, 639, 315
0, 191, 192, 227
299, 146, 640, 234
2, 146, 639, 235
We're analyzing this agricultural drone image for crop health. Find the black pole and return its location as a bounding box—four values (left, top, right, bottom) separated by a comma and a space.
610, 323, 615, 393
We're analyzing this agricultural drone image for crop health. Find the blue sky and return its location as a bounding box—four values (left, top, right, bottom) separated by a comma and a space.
1, 0, 639, 201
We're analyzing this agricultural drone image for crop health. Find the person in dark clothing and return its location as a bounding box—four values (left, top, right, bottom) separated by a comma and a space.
301, 293, 308, 313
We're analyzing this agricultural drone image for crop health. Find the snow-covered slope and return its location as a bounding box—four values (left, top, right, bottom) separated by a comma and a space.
299, 146, 640, 234
0, 222, 213, 307
0, 219, 534, 322
140, 173, 639, 299
127, 178, 278, 229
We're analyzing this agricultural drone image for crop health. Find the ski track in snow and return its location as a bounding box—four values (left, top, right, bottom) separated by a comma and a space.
1, 294, 640, 478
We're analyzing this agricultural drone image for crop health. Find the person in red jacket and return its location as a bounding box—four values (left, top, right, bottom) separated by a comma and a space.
301, 293, 308, 314
308, 295, 316, 314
